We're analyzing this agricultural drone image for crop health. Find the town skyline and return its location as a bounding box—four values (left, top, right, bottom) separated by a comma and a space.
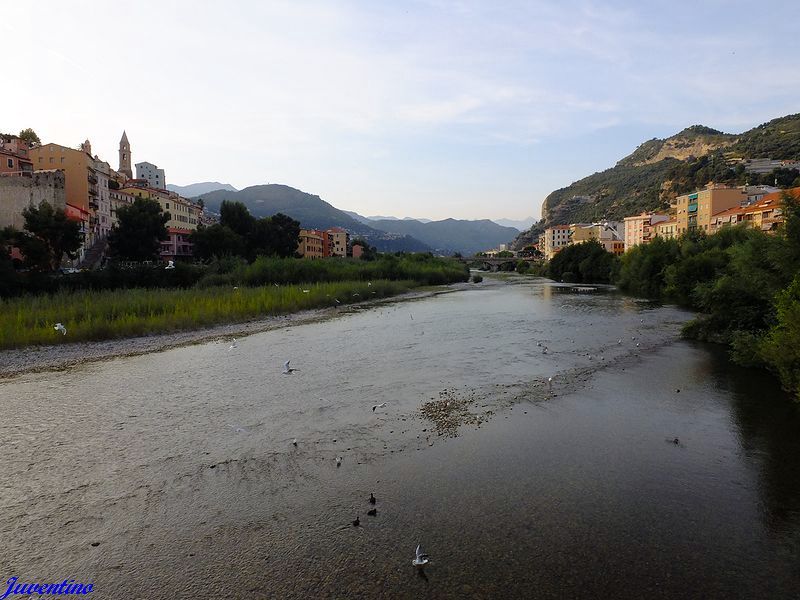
5, 1, 799, 221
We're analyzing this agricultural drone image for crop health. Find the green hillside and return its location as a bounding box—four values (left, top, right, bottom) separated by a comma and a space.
199, 184, 432, 253
514, 114, 800, 248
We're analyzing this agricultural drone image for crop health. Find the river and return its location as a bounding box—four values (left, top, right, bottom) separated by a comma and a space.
1, 277, 799, 599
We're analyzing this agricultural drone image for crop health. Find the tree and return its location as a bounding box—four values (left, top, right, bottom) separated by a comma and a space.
548, 240, 616, 283
18, 128, 41, 147
108, 198, 169, 261
190, 224, 245, 260
263, 213, 300, 258
18, 203, 82, 270
219, 200, 255, 237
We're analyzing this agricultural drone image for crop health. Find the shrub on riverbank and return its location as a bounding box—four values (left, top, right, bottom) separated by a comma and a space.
0, 280, 416, 349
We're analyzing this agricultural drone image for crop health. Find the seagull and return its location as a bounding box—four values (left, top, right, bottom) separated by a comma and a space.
618, 339, 622, 345
54, 323, 67, 335
412, 544, 430, 567
228, 338, 237, 350
165, 260, 175, 270
542, 347, 548, 355
369, 493, 376, 504
292, 438, 298, 447
372, 403, 387, 412
283, 360, 299, 374
547, 376, 553, 390
636, 342, 640, 348
336, 456, 342, 467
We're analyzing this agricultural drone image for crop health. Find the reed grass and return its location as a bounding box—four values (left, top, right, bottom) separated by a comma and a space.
0, 280, 415, 349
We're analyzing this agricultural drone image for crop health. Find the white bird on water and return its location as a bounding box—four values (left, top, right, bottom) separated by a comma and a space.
372, 402, 387, 412
165, 260, 175, 270
54, 323, 67, 335
228, 338, 237, 350
412, 544, 430, 567
283, 360, 299, 374
547, 376, 553, 390
336, 456, 342, 467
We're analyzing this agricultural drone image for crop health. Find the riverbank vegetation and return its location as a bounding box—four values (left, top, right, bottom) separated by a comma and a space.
0, 233, 468, 349
0, 279, 421, 349
616, 190, 800, 400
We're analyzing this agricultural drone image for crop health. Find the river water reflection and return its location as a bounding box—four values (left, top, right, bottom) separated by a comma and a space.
1, 278, 799, 598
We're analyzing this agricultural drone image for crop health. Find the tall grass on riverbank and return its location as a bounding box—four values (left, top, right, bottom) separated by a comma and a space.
2, 254, 469, 297
0, 280, 415, 349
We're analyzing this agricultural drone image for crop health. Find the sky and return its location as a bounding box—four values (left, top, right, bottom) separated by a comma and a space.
4, 0, 799, 221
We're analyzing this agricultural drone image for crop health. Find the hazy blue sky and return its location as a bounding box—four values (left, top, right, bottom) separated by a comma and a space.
5, 1, 799, 220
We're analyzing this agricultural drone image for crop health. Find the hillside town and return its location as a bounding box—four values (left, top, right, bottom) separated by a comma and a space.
506, 181, 797, 261
0, 130, 356, 268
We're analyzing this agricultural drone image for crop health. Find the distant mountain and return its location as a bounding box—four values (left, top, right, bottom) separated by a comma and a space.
167, 181, 237, 197
512, 113, 800, 249
366, 215, 433, 223
367, 218, 519, 256
341, 210, 374, 225
199, 184, 431, 253
492, 217, 536, 231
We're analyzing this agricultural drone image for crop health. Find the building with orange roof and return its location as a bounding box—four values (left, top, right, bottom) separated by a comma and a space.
710, 187, 798, 234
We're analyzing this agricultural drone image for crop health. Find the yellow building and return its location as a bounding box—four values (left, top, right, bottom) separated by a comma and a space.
120, 183, 200, 230
542, 225, 571, 260
29, 142, 92, 214
653, 219, 678, 240
327, 227, 348, 257
298, 229, 325, 258
675, 184, 747, 235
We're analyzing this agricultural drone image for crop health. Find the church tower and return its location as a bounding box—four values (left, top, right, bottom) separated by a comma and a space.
118, 130, 132, 179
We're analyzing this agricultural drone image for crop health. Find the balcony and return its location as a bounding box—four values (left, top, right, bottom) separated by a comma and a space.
89, 200, 99, 210
88, 174, 98, 184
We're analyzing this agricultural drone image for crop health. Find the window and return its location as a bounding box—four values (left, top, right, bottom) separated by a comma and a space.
6, 158, 12, 168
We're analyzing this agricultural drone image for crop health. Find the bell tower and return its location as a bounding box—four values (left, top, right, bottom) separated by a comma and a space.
118, 130, 132, 179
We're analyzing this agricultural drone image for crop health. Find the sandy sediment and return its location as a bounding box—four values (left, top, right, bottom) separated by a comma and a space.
0, 286, 466, 379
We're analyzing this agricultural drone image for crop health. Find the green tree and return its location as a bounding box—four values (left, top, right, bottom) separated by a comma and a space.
18, 128, 41, 147
190, 224, 245, 260
108, 198, 169, 261
17, 203, 82, 271
759, 275, 800, 401
219, 200, 255, 237
548, 240, 617, 283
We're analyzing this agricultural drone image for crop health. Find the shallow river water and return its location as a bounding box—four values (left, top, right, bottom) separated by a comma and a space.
1, 277, 800, 599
